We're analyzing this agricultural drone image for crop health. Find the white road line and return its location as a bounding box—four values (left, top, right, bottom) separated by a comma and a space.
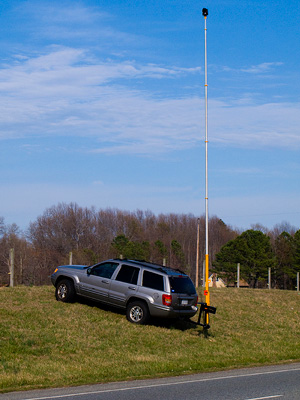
20, 366, 300, 400
245, 396, 283, 400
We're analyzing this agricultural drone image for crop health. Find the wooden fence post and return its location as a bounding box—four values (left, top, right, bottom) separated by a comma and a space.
9, 248, 15, 287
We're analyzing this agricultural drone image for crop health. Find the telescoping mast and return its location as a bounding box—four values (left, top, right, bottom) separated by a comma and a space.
194, 8, 217, 330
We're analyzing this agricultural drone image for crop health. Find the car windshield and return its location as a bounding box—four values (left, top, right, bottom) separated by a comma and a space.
169, 276, 196, 294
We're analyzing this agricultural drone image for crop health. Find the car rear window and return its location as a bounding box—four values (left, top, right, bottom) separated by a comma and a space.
169, 276, 196, 294
142, 270, 164, 291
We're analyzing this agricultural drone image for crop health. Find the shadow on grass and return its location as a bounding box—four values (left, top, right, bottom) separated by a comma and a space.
150, 317, 212, 337
75, 296, 211, 336
76, 296, 126, 317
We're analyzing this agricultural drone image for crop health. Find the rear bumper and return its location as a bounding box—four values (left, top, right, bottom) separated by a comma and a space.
150, 305, 198, 319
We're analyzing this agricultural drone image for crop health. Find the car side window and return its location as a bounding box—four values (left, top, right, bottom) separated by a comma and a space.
142, 271, 164, 291
115, 264, 140, 285
90, 262, 119, 279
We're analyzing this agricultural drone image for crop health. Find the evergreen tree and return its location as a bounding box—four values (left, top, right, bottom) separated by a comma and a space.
213, 230, 274, 287
274, 231, 296, 289
294, 230, 300, 271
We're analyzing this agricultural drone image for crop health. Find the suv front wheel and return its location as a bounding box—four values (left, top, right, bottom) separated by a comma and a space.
55, 279, 76, 303
126, 301, 149, 324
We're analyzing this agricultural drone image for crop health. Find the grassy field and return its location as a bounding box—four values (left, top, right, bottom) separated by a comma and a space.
1, 285, 300, 393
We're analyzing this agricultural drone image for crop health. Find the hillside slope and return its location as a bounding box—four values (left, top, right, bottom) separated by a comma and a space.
1, 286, 299, 393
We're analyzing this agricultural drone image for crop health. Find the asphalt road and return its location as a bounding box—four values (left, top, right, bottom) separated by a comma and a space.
2, 363, 300, 400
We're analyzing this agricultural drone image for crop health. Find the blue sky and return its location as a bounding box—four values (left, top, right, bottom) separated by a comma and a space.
0, 0, 299, 232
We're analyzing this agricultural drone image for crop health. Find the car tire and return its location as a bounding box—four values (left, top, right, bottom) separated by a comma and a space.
126, 301, 149, 324
55, 279, 76, 303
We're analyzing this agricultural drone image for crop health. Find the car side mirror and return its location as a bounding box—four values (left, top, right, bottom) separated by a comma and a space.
87, 268, 92, 275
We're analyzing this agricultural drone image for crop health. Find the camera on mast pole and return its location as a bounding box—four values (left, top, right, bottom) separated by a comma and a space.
202, 8, 208, 17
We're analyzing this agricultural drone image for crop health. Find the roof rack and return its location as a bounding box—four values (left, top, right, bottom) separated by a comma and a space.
114, 258, 187, 275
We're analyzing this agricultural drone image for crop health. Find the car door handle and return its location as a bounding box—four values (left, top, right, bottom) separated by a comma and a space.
128, 286, 136, 290
102, 280, 109, 284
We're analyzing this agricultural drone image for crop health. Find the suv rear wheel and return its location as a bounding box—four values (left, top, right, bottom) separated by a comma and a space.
55, 279, 76, 303
126, 301, 149, 324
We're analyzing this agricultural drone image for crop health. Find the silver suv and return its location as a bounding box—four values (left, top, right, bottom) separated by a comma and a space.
51, 259, 198, 324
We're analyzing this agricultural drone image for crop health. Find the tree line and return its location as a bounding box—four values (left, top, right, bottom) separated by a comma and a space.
213, 228, 300, 290
0, 202, 299, 289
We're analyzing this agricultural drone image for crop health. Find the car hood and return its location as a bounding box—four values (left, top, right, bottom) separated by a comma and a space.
58, 265, 88, 270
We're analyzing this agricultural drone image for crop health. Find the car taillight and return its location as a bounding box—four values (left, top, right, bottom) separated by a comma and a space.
162, 294, 172, 306
194, 296, 198, 306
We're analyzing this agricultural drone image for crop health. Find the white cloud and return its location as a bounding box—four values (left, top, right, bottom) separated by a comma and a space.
0, 48, 199, 94
0, 48, 299, 152
222, 62, 284, 75
11, 1, 146, 51
241, 62, 284, 74
210, 101, 300, 148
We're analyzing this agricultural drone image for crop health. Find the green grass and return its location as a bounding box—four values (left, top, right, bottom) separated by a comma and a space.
1, 286, 300, 393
